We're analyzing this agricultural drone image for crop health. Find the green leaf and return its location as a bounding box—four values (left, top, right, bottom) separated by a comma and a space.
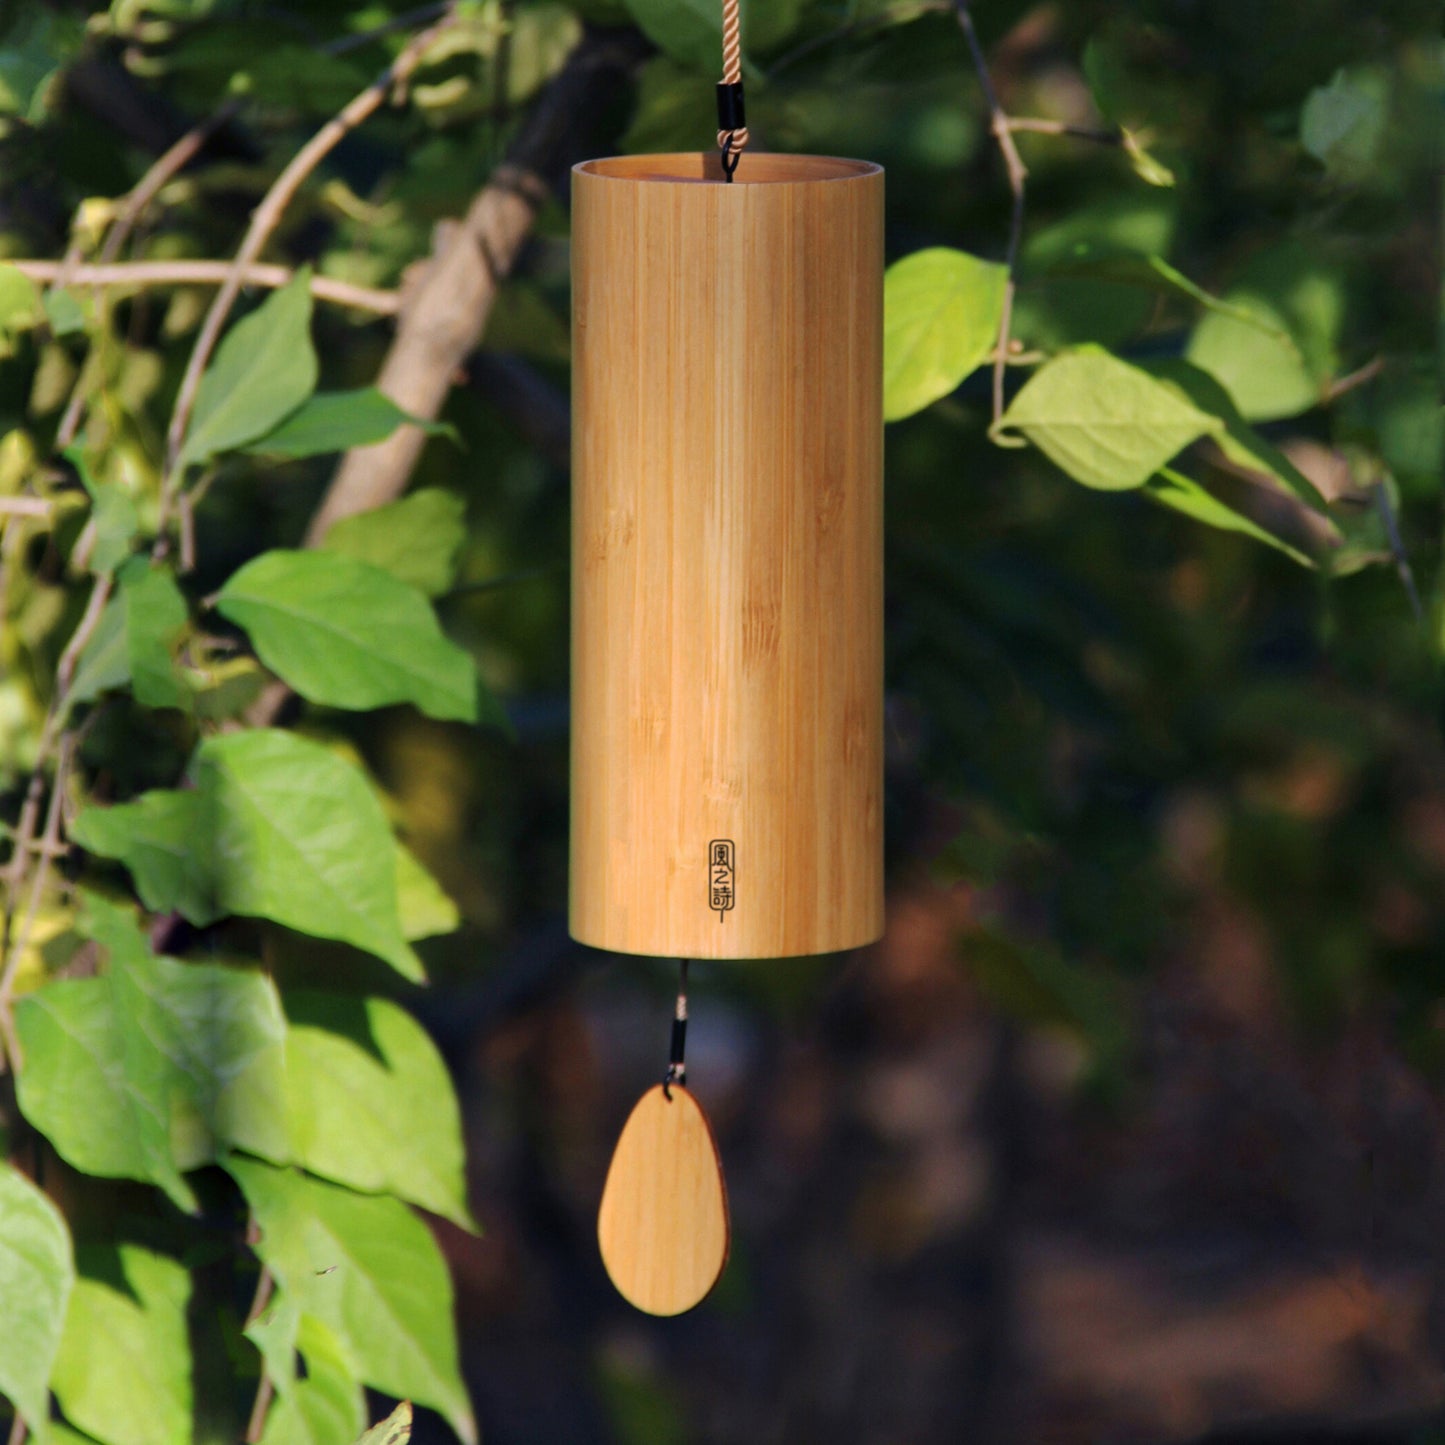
51, 1244, 192, 1445
120, 558, 191, 711
0, 263, 41, 339
1120, 127, 1175, 187
259, 1315, 365, 1445
193, 730, 425, 980
177, 269, 317, 472
396, 843, 460, 941
245, 389, 454, 461
996, 345, 1220, 490
357, 1403, 412, 1445
244, 1290, 301, 1399
620, 0, 802, 73
1140, 360, 1330, 511
15, 895, 289, 1208
215, 550, 477, 722
0, 1162, 73, 1435
1184, 243, 1343, 421
229, 1158, 476, 1445
1144, 469, 1315, 568
43, 286, 87, 336
70, 790, 218, 924
321, 489, 467, 598
1301, 67, 1386, 175
283, 991, 475, 1229
67, 595, 130, 706
883, 248, 1007, 422
71, 448, 140, 576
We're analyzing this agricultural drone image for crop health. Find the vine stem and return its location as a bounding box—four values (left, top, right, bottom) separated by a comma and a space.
158, 4, 458, 533
0, 574, 112, 1072
12, 261, 400, 314
243, 1244, 276, 1444
953, 0, 1028, 433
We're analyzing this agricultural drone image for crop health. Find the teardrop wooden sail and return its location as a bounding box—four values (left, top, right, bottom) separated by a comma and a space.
569, 152, 886, 961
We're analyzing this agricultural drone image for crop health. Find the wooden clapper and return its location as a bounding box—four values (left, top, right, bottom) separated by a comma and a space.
570, 8, 884, 1316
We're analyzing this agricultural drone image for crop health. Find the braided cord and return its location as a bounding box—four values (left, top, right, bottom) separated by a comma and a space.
716, 0, 749, 151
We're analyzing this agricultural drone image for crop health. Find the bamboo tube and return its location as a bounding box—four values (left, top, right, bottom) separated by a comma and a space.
570, 153, 884, 959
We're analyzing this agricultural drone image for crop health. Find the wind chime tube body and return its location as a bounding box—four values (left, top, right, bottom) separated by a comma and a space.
570, 153, 885, 960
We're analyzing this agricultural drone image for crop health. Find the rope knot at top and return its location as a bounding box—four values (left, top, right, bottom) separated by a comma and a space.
716, 0, 747, 178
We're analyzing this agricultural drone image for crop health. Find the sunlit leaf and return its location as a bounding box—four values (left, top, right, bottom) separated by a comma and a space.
120, 557, 190, 711
229, 1158, 477, 1445
395, 843, 460, 941
258, 1314, 365, 1445
1145, 468, 1315, 568
193, 730, 425, 980
996, 345, 1220, 490
245, 389, 454, 461
1301, 67, 1386, 175
0, 1162, 73, 1435
215, 550, 477, 722
321, 489, 467, 598
883, 248, 1007, 422
51, 1244, 192, 1445
177, 269, 317, 472
356, 1402, 413, 1445
283, 990, 475, 1229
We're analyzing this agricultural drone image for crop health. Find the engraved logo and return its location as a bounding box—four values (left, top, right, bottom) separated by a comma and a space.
709, 839, 735, 918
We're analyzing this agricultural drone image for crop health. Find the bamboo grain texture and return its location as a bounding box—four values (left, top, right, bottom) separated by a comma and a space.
570, 153, 885, 959
597, 1084, 730, 1316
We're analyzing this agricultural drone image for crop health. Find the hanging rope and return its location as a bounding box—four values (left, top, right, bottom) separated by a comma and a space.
662, 959, 690, 1097
716, 0, 747, 179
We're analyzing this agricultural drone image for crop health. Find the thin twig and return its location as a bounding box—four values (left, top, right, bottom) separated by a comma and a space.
6, 1409, 27, 1445
0, 498, 53, 518
243, 1259, 276, 1444
1005, 116, 1120, 143
54, 99, 245, 449
160, 5, 457, 510
0, 573, 113, 1055
1373, 482, 1423, 625
953, 0, 1027, 430
11, 262, 400, 315
1324, 355, 1386, 403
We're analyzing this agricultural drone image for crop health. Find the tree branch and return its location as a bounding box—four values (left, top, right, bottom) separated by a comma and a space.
304, 25, 649, 543
160, 6, 458, 508
953, 1, 1027, 429
12, 261, 399, 316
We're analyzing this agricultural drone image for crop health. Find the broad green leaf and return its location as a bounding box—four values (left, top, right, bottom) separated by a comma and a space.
215, 550, 477, 722
620, 0, 802, 74
0, 1162, 73, 1435
1301, 67, 1386, 174
67, 595, 130, 706
51, 1244, 192, 1445
177, 269, 317, 472
0, 263, 41, 338
71, 448, 140, 575
193, 730, 425, 980
883, 248, 1007, 422
120, 557, 190, 711
357, 1403, 412, 1445
259, 1315, 365, 1445
1141, 360, 1330, 511
283, 991, 475, 1229
188, 655, 268, 721
244, 1290, 301, 1399
1145, 469, 1315, 568
70, 790, 218, 924
43, 286, 86, 336
321, 489, 467, 598
245, 389, 453, 461
229, 1159, 477, 1445
15, 895, 288, 1208
396, 843, 460, 941
1184, 244, 1343, 421
996, 345, 1220, 490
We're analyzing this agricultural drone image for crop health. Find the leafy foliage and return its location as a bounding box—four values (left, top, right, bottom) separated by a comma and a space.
0, 0, 1436, 1440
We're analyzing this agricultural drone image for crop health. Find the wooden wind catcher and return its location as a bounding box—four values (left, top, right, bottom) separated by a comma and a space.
571, 11, 885, 1317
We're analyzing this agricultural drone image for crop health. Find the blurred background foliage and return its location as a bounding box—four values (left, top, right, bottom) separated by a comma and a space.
1, 0, 1443, 1441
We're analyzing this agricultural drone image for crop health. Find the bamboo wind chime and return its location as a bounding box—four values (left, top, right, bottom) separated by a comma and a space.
571, 0, 885, 1315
